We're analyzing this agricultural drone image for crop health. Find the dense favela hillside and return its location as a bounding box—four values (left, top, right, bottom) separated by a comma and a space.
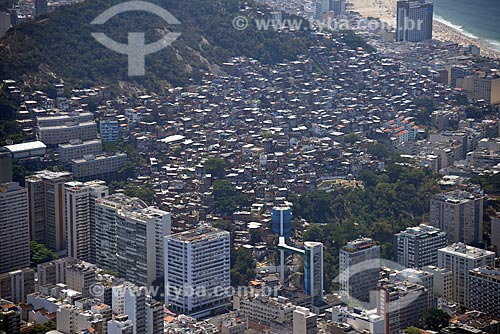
0, 0, 369, 90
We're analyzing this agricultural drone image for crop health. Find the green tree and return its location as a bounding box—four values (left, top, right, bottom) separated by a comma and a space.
366, 141, 390, 159
204, 157, 226, 179
213, 180, 251, 216
404, 326, 421, 334
230, 247, 255, 286
30, 241, 58, 266
123, 184, 155, 205
24, 320, 56, 334
423, 308, 450, 330
213, 219, 231, 232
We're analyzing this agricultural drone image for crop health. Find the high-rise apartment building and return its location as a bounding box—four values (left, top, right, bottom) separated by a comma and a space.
377, 280, 428, 334
95, 194, 171, 286
0, 148, 12, 184
339, 238, 380, 302
468, 267, 500, 318
314, 0, 330, 19
164, 227, 231, 317
430, 190, 484, 244
116, 206, 171, 286
124, 284, 146, 334
65, 180, 108, 262
146, 299, 164, 334
34, 0, 47, 17
26, 170, 72, 252
0, 182, 30, 273
396, 224, 447, 268
396, 0, 433, 42
122, 283, 164, 334
304, 241, 324, 299
490, 214, 500, 256
438, 243, 495, 306
330, 0, 346, 15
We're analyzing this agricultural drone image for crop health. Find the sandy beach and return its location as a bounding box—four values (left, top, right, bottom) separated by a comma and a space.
348, 0, 500, 59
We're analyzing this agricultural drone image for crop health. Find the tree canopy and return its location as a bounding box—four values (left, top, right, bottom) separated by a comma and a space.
30, 241, 58, 266
292, 162, 439, 291
423, 308, 451, 330
213, 179, 252, 216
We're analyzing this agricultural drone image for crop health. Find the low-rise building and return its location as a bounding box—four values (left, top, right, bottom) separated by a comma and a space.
58, 139, 102, 163
71, 153, 126, 180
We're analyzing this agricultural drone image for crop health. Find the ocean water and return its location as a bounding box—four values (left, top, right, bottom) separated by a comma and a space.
431, 0, 500, 51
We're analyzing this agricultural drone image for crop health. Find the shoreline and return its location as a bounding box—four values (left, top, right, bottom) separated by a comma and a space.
347, 0, 500, 60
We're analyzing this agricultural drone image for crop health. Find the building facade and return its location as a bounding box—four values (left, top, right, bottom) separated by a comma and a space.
437, 243, 495, 306
468, 267, 500, 318
430, 190, 484, 244
339, 238, 380, 302
0, 182, 30, 273
26, 170, 73, 252
164, 227, 231, 317
95, 194, 170, 286
58, 139, 102, 163
396, 224, 447, 268
396, 0, 433, 42
71, 153, 127, 181
65, 180, 108, 262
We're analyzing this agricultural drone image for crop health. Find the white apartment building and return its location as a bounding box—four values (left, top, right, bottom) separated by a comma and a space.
437, 243, 495, 307
164, 227, 231, 317
293, 306, 318, 334
107, 315, 134, 334
71, 153, 127, 180
58, 139, 102, 163
396, 224, 447, 268
422, 265, 453, 303
38, 121, 97, 145
339, 237, 380, 303
36, 112, 94, 127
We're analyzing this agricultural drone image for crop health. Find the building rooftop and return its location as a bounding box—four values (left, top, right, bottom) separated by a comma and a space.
168, 226, 228, 242
439, 243, 495, 259
343, 237, 377, 252
469, 267, 500, 281
4, 140, 47, 153
397, 224, 445, 238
